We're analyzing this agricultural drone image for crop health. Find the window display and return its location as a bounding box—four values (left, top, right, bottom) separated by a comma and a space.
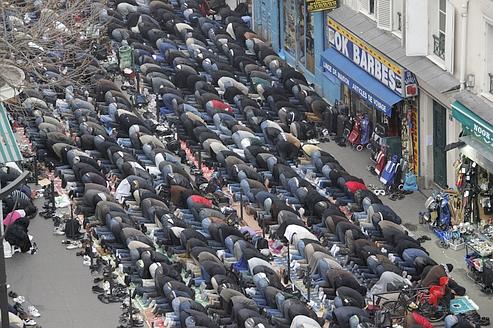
306, 8, 315, 73
298, 1, 306, 66
283, 0, 314, 73
284, 0, 297, 56
455, 157, 493, 224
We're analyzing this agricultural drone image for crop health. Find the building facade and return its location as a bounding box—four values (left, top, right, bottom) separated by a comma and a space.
252, 0, 493, 192
252, 0, 342, 104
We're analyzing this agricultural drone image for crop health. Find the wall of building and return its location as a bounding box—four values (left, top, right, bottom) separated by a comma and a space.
455, 1, 493, 96
419, 92, 433, 188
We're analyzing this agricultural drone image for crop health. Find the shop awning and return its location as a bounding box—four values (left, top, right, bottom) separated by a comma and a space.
459, 135, 493, 173
0, 103, 22, 163
452, 100, 493, 146
320, 47, 402, 116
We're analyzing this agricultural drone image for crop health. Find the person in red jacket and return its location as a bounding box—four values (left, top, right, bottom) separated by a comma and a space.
345, 180, 367, 194
406, 311, 433, 328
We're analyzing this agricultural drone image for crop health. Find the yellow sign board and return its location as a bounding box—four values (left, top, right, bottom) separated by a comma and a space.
328, 18, 402, 76
307, 0, 338, 12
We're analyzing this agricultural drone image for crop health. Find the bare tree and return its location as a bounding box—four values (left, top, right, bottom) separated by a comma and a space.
0, 0, 108, 99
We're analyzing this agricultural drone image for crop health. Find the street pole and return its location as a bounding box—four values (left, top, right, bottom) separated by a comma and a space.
0, 171, 29, 328
33, 156, 38, 185
239, 190, 244, 222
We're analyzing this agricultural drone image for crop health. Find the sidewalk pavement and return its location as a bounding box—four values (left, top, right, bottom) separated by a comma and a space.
319, 141, 493, 316
5, 197, 121, 327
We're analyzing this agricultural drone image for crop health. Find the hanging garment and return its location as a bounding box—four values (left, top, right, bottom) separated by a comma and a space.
359, 115, 371, 145
437, 195, 451, 229
374, 150, 387, 176
380, 155, 400, 186
336, 114, 349, 139
449, 194, 463, 225
479, 195, 493, 221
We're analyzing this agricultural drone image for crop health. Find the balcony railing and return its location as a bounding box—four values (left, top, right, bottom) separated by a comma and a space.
489, 73, 493, 94
433, 34, 445, 60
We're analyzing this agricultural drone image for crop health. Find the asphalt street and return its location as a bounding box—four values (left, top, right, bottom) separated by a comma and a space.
4, 197, 121, 328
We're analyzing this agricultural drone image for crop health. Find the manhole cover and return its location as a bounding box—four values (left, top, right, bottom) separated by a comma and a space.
403, 223, 418, 231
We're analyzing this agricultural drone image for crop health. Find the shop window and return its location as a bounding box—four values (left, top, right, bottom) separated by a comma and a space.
305, 10, 315, 73
283, 0, 314, 73
325, 12, 331, 50
283, 0, 297, 57
298, 1, 306, 66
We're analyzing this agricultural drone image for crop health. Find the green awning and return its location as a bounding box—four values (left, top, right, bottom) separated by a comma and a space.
0, 103, 22, 163
459, 135, 493, 173
452, 101, 493, 147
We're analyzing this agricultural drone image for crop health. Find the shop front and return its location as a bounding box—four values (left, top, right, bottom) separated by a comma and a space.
321, 17, 420, 177
252, 0, 279, 49
451, 101, 493, 223
252, 0, 341, 104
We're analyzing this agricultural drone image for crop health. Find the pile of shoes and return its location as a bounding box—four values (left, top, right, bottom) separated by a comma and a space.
8, 291, 41, 327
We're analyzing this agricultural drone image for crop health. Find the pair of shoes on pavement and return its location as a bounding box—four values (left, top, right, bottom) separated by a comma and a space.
53, 226, 65, 235
66, 241, 82, 250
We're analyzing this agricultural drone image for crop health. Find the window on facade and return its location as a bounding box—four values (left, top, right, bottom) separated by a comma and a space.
392, 0, 403, 33
433, 0, 446, 60
369, 0, 375, 15
486, 23, 493, 94
358, 0, 375, 19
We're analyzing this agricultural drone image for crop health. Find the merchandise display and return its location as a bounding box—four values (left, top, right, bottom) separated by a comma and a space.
455, 155, 493, 224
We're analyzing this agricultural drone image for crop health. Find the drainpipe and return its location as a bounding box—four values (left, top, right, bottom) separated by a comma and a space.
459, 0, 469, 90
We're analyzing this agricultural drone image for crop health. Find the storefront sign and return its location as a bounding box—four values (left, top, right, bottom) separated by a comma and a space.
322, 61, 393, 115
307, 0, 337, 12
327, 18, 417, 98
452, 101, 493, 147
404, 71, 418, 97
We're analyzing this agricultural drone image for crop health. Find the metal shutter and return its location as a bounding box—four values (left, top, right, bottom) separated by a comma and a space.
377, 0, 393, 31
358, 0, 369, 13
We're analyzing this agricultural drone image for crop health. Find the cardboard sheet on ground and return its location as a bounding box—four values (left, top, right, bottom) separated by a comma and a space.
38, 178, 51, 187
